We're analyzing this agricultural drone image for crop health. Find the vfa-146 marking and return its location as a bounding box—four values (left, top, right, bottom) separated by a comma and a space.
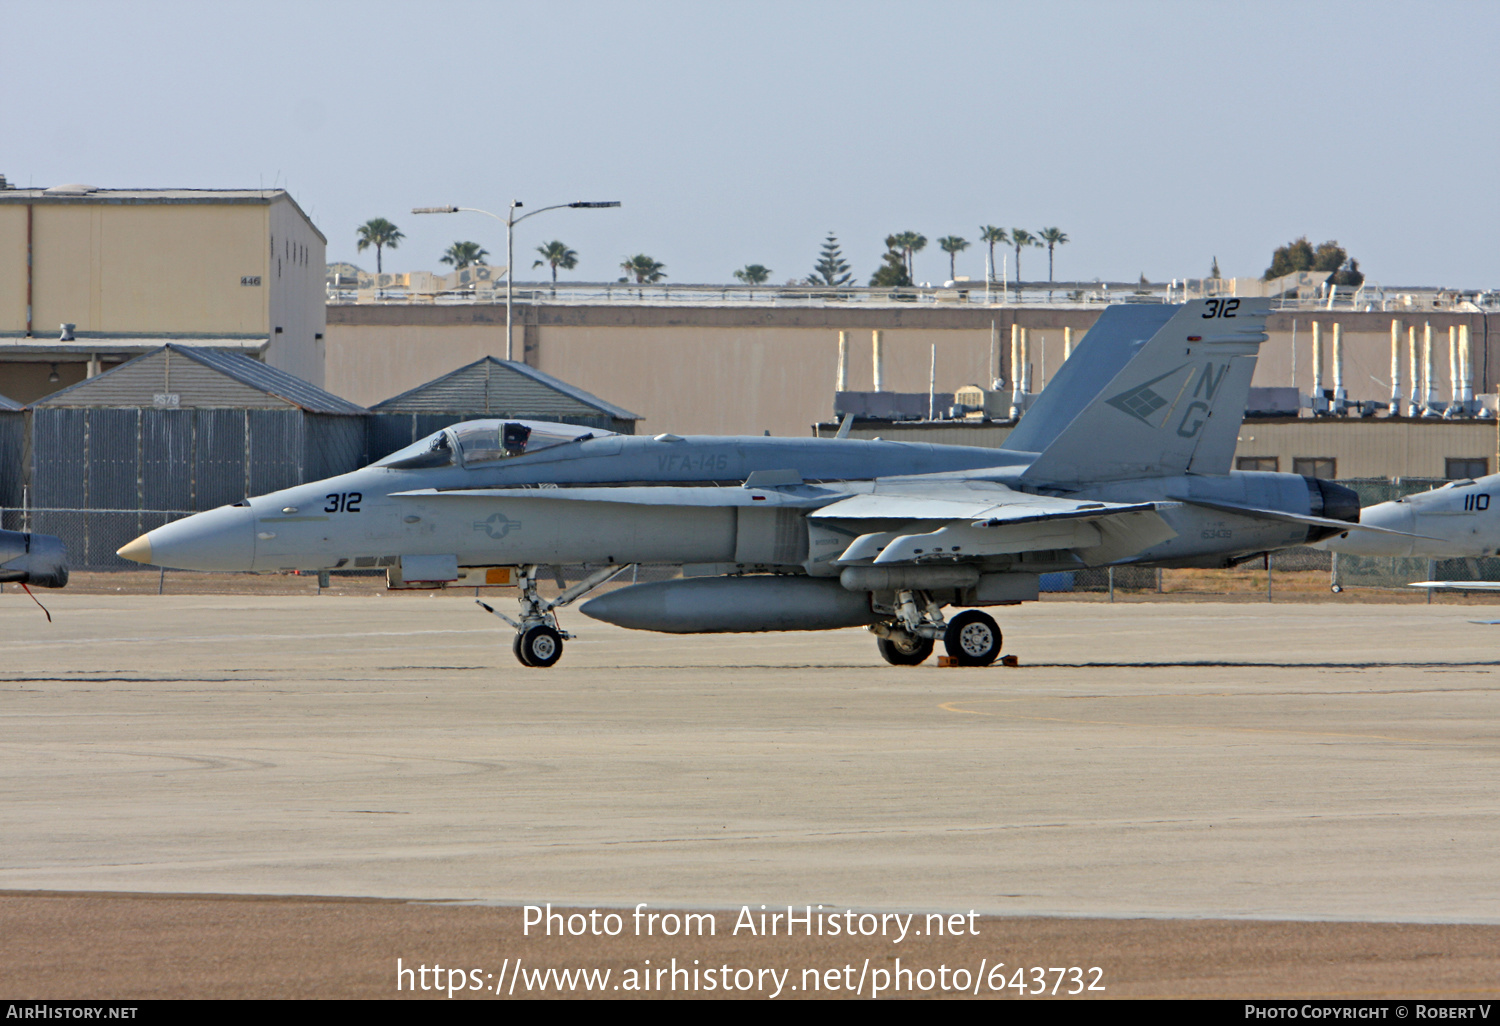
119, 299, 1419, 668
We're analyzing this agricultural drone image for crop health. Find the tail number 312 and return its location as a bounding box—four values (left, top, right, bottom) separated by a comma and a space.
1203, 299, 1239, 318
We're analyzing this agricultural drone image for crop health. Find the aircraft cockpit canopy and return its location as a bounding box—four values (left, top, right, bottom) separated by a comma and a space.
376, 420, 614, 470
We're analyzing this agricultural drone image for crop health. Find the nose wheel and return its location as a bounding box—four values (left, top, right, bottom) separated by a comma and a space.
515, 624, 564, 667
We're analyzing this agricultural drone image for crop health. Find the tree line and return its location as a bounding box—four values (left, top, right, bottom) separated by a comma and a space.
355, 217, 1365, 289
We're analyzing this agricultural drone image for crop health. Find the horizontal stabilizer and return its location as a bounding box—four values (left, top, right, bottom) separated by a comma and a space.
1172, 497, 1436, 538
1409, 581, 1500, 591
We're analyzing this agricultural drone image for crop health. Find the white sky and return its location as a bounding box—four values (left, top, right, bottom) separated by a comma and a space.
3, 0, 1496, 288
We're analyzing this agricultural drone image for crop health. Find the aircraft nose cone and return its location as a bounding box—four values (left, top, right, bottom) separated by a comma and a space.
122, 504, 257, 571
116, 534, 153, 564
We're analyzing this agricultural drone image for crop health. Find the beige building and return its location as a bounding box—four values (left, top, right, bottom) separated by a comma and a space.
0, 185, 325, 401
324, 301, 1498, 440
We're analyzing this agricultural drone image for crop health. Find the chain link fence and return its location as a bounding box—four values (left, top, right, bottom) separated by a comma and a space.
2, 508, 192, 571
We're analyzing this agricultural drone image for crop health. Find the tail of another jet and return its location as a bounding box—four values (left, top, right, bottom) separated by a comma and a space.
1020, 298, 1270, 484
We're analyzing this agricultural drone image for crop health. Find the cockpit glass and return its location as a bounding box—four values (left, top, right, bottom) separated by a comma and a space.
452, 420, 611, 465
375, 430, 455, 469
375, 420, 615, 470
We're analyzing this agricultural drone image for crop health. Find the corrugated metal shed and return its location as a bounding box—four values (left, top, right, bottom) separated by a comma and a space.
22, 348, 368, 567
34, 346, 366, 414
372, 357, 639, 420
367, 357, 640, 462
0, 392, 22, 510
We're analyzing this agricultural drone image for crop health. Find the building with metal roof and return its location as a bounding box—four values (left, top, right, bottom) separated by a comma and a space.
367, 356, 641, 462
0, 185, 326, 402
22, 346, 366, 568
0, 391, 21, 512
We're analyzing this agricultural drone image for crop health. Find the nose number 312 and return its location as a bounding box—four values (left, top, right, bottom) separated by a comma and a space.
325, 492, 362, 513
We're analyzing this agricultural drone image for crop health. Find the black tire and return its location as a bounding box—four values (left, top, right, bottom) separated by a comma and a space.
512, 632, 534, 667
877, 631, 934, 666
943, 610, 1002, 667
518, 625, 563, 668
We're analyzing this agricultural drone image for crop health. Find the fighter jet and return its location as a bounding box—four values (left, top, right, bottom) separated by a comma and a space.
1, 527, 68, 589
1321, 474, 1500, 559
1319, 473, 1500, 594
117, 298, 1412, 668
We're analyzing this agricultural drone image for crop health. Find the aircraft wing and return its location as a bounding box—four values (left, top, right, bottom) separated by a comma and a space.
1408, 581, 1500, 590
810, 482, 1177, 564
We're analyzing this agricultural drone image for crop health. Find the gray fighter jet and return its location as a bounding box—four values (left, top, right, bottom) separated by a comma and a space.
1322, 474, 1500, 559
116, 298, 1410, 667
1320, 473, 1500, 594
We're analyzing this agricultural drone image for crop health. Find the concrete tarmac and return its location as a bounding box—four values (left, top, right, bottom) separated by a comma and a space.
4, 591, 1499, 924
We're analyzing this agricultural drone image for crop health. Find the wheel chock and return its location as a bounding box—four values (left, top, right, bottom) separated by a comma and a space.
936, 654, 1020, 668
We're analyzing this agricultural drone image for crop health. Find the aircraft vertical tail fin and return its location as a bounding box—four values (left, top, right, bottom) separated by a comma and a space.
1020, 298, 1270, 484
1002, 304, 1178, 455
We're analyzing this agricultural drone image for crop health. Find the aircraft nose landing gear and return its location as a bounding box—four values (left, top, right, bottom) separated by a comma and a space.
478, 563, 630, 668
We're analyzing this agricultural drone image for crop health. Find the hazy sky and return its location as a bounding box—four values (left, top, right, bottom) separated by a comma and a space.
4, 0, 1496, 288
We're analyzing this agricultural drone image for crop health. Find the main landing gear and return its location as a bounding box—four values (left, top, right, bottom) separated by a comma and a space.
869, 589, 1003, 667
477, 563, 631, 668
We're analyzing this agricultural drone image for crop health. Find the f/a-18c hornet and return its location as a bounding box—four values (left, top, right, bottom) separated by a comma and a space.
118, 299, 1414, 668
1322, 472, 1499, 594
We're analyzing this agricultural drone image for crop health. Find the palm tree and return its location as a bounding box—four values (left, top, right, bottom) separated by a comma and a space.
1037, 227, 1069, 281
733, 264, 772, 285
938, 236, 970, 281
893, 231, 927, 281
440, 240, 489, 269
1010, 228, 1039, 283
618, 254, 666, 284
355, 218, 404, 273
533, 240, 579, 283
978, 226, 1008, 281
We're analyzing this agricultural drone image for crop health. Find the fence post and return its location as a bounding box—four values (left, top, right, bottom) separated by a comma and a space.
1108, 567, 1115, 602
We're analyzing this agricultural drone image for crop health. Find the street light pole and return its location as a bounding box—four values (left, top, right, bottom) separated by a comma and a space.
413, 200, 621, 362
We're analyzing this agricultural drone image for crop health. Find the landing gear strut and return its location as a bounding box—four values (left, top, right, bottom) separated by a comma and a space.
478, 563, 631, 668
869, 589, 1003, 667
